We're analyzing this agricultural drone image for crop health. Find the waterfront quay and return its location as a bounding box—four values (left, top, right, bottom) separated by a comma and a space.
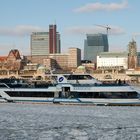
0, 69, 140, 85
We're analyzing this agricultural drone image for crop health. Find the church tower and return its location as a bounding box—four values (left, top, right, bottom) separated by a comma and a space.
128, 39, 137, 69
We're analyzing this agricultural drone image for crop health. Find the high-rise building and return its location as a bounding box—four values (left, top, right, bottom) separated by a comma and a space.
31, 32, 50, 56
84, 33, 109, 62
49, 25, 61, 53
31, 24, 61, 56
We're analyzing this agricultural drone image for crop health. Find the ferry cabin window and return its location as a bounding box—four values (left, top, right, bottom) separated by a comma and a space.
68, 92, 138, 99
67, 75, 94, 80
6, 91, 54, 97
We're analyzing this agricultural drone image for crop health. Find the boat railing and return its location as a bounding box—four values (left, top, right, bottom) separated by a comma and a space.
0, 83, 10, 88
101, 83, 130, 86
71, 83, 129, 87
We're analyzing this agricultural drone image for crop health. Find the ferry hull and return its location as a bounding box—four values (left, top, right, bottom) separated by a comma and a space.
3, 97, 140, 106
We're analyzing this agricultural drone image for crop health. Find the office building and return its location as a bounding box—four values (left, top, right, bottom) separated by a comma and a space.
84, 33, 109, 62
49, 24, 61, 53
31, 24, 61, 56
97, 52, 128, 70
31, 32, 49, 56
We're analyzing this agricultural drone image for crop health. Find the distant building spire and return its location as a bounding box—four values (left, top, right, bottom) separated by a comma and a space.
128, 39, 137, 69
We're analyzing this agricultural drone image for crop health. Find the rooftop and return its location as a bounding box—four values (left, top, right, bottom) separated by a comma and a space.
98, 52, 128, 57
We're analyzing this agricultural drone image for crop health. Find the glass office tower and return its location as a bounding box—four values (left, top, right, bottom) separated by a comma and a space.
31, 32, 50, 56
84, 33, 109, 62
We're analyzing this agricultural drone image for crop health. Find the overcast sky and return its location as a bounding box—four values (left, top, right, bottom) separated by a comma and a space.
0, 0, 140, 56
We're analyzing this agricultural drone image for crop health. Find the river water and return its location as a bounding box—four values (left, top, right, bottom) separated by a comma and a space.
0, 103, 140, 140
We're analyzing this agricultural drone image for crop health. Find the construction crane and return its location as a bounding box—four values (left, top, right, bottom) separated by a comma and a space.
94, 24, 111, 36
132, 33, 140, 41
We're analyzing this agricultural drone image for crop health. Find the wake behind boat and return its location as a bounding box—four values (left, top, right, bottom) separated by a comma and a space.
0, 73, 140, 105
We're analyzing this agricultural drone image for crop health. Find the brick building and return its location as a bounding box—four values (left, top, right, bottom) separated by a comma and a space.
0, 49, 26, 71
27, 48, 81, 71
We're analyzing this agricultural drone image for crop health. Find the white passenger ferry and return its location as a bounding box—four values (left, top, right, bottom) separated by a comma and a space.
0, 74, 140, 105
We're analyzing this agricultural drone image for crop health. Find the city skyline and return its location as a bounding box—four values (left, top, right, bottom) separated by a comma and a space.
0, 0, 140, 57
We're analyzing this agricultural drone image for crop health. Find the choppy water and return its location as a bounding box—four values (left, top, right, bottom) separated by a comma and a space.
0, 103, 140, 140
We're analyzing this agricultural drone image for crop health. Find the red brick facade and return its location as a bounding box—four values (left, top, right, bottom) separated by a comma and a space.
49, 25, 57, 53
0, 49, 25, 70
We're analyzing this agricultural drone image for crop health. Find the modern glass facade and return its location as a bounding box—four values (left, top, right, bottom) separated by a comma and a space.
31, 32, 50, 56
84, 33, 109, 62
